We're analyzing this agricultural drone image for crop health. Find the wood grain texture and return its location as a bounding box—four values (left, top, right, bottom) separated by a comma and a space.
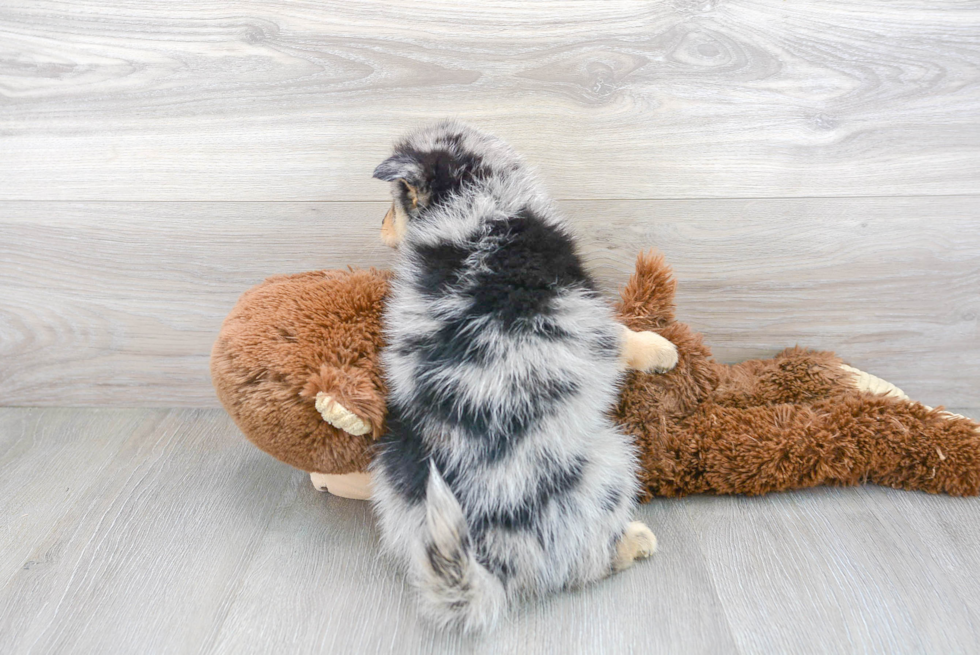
2, 0, 979, 200
686, 486, 980, 654
2, 408, 979, 654
0, 408, 300, 654
1, 198, 976, 407
0, 408, 160, 586
207, 477, 741, 654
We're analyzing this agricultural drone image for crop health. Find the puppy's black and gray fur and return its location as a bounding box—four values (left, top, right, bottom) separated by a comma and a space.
371, 121, 676, 632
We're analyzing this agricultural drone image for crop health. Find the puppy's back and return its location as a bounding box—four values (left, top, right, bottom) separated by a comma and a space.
372, 122, 639, 631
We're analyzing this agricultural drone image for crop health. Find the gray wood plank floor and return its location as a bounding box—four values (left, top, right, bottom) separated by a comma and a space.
2, 408, 979, 655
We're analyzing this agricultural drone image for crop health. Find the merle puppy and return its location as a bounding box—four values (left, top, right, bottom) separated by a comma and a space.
371, 121, 678, 632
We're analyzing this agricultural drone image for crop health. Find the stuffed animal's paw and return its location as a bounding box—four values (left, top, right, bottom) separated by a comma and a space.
623, 329, 679, 373
315, 393, 372, 436
841, 364, 972, 423
841, 364, 910, 400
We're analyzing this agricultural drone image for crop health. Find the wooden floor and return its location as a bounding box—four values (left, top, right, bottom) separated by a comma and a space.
2, 407, 979, 654
3, 1, 980, 653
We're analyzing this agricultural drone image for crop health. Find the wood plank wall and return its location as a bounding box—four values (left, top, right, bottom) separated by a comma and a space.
1, 0, 978, 407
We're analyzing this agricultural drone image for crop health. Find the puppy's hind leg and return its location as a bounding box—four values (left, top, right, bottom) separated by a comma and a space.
619, 325, 678, 373
611, 521, 658, 572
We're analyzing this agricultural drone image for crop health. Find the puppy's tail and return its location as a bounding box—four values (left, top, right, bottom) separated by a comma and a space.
420, 462, 507, 633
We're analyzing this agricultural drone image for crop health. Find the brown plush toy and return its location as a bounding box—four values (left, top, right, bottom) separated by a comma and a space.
211, 253, 980, 501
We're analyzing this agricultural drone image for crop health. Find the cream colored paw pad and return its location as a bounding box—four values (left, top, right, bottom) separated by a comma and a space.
613, 520, 658, 571
625, 521, 658, 559
310, 472, 373, 500
623, 327, 679, 373
315, 393, 371, 436
841, 364, 910, 400
841, 364, 970, 422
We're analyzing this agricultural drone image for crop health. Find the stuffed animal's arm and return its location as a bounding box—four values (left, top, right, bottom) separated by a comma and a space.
619, 325, 679, 373
315, 393, 372, 436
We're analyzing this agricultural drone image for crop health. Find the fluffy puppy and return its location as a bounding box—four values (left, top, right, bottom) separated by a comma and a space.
370, 121, 678, 632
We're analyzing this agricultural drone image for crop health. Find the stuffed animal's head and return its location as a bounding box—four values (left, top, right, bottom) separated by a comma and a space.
371, 120, 534, 247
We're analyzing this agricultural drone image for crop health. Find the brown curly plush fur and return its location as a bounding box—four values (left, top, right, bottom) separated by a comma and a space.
211, 268, 390, 474
617, 252, 980, 498
211, 255, 980, 497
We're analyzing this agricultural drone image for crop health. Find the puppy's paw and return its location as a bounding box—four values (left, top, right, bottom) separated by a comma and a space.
623, 329, 679, 373
315, 393, 372, 436
627, 521, 658, 559
613, 521, 658, 572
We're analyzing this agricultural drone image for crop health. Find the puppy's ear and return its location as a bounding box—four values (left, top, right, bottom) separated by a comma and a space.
372, 153, 421, 184
373, 152, 430, 209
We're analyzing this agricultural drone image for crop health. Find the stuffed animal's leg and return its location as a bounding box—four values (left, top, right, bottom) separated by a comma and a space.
842, 364, 972, 421
840, 365, 909, 400
716, 349, 974, 422
714, 347, 860, 408
620, 325, 678, 373
652, 395, 980, 498
861, 400, 980, 496
303, 364, 384, 499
